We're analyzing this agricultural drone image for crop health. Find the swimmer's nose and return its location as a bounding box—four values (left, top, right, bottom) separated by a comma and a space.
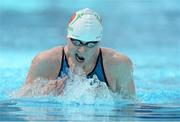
77, 46, 86, 53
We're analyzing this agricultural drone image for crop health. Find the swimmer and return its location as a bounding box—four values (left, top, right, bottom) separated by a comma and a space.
21, 8, 135, 98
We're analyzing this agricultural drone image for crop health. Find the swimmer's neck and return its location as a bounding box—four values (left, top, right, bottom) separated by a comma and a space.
64, 46, 99, 75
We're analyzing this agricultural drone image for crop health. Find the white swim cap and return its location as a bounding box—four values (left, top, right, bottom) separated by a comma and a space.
67, 8, 103, 42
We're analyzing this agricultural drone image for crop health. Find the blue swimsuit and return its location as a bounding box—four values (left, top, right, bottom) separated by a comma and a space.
57, 48, 109, 87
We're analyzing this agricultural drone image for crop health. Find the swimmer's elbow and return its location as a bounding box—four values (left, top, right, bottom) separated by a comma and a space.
25, 54, 41, 84
116, 81, 136, 99
128, 80, 136, 97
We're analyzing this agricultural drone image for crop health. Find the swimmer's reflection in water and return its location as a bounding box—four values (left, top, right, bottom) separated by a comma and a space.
18, 8, 136, 99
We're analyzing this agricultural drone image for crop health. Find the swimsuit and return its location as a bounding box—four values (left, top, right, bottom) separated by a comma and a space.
57, 47, 109, 86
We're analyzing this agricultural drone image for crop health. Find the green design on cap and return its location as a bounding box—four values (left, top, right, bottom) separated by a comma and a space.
70, 13, 84, 25
94, 14, 102, 23
69, 9, 102, 26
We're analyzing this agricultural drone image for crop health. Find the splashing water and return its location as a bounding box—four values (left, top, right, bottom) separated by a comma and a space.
60, 70, 114, 105
14, 68, 132, 106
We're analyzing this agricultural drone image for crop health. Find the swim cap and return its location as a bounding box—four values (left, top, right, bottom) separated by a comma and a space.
67, 8, 103, 42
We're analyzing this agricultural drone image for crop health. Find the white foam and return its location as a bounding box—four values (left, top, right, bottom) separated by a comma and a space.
59, 70, 114, 105
14, 68, 120, 105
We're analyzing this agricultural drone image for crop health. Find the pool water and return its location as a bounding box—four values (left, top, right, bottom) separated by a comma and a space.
1, 0, 180, 121
0, 47, 179, 121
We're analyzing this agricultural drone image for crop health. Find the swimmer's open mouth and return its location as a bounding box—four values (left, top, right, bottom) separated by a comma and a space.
75, 53, 85, 63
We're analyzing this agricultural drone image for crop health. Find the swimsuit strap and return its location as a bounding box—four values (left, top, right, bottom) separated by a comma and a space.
57, 48, 109, 87
57, 47, 69, 78
87, 49, 109, 86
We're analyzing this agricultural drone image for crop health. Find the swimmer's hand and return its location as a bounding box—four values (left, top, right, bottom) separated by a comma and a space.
42, 76, 68, 96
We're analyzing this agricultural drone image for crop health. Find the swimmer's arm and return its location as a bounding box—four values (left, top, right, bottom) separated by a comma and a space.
115, 59, 136, 98
25, 53, 57, 84
19, 54, 66, 96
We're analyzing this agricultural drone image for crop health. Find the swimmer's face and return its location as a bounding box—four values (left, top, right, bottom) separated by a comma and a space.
67, 38, 100, 66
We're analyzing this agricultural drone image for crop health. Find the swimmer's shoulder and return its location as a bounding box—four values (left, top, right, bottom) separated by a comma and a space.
34, 46, 63, 64
101, 47, 133, 90
101, 47, 133, 67
26, 46, 64, 83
